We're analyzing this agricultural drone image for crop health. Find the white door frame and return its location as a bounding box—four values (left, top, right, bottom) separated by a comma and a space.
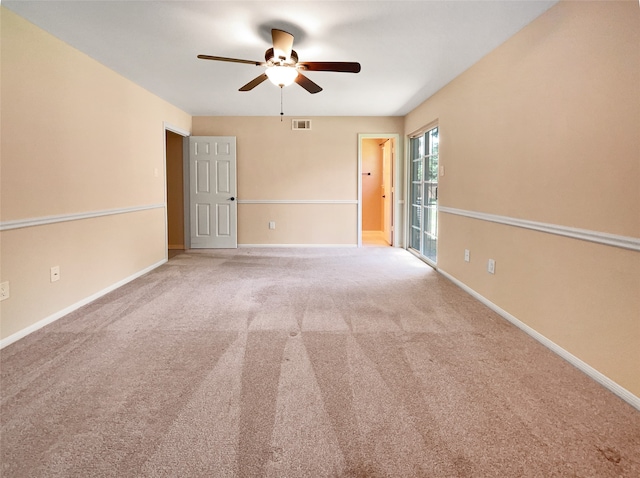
357, 133, 402, 248
163, 122, 190, 259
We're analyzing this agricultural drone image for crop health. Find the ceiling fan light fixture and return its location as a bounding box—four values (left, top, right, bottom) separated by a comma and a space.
198, 28, 359, 94
266, 66, 298, 87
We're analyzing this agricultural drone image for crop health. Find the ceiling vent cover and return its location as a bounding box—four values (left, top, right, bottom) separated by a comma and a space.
292, 119, 312, 130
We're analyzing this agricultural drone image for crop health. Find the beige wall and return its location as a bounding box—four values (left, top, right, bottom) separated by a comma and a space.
0, 9, 192, 340
361, 139, 384, 231
192, 116, 403, 245
405, 1, 639, 395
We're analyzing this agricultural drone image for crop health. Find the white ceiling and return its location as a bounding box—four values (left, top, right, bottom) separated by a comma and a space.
4, 0, 558, 117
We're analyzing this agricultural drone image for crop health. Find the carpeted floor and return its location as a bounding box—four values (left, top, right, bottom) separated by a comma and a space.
1, 247, 639, 477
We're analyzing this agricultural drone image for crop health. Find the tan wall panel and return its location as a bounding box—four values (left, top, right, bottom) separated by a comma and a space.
193, 116, 402, 244
439, 213, 640, 394
404, 1, 640, 395
0, 209, 167, 339
1, 10, 192, 341
405, 0, 639, 237
238, 203, 357, 245
192, 116, 402, 201
1, 8, 192, 220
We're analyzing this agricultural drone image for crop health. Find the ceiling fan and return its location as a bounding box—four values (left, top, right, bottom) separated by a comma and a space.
198, 29, 361, 94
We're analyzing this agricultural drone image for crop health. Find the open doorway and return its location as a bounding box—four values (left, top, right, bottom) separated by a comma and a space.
164, 124, 190, 258
358, 134, 399, 247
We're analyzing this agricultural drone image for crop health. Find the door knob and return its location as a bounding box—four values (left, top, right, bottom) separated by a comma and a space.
229, 197, 235, 201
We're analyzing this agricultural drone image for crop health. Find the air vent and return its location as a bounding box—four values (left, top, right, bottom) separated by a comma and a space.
292, 119, 312, 130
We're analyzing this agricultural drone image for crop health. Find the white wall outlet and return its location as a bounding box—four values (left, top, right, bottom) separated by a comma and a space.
269, 221, 276, 230
0, 281, 10, 301
464, 249, 470, 262
439, 165, 445, 177
50, 266, 60, 282
487, 259, 496, 274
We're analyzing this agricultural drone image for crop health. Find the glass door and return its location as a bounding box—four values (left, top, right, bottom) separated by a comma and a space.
409, 126, 438, 263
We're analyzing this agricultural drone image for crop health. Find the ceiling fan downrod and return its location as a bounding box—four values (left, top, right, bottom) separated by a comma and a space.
280, 86, 284, 121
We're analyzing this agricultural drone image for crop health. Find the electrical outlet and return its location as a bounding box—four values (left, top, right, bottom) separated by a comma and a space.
487, 259, 496, 274
464, 249, 470, 262
0, 281, 9, 301
50, 266, 60, 282
269, 221, 276, 230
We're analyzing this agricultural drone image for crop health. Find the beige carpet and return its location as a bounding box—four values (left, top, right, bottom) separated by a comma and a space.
2, 247, 639, 477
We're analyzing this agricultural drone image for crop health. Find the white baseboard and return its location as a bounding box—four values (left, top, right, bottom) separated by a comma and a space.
238, 244, 358, 248
0, 259, 167, 349
438, 269, 640, 412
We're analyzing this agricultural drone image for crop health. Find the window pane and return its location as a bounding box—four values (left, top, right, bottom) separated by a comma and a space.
429, 127, 439, 156
411, 182, 422, 206
411, 136, 424, 160
427, 155, 438, 181
412, 205, 421, 229
410, 227, 421, 250
424, 234, 437, 262
423, 207, 431, 237
412, 159, 423, 182
425, 183, 437, 206
424, 206, 437, 239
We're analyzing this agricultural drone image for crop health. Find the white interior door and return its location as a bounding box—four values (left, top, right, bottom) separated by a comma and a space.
189, 136, 237, 248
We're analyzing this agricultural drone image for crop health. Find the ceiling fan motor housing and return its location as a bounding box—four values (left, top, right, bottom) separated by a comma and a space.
265, 48, 298, 67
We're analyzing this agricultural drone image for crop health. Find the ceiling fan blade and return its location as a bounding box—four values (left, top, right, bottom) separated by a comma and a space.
295, 73, 323, 94
198, 54, 264, 66
272, 29, 294, 60
298, 62, 361, 73
239, 73, 269, 91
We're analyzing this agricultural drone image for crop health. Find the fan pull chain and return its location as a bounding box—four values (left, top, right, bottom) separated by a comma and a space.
280, 86, 284, 121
